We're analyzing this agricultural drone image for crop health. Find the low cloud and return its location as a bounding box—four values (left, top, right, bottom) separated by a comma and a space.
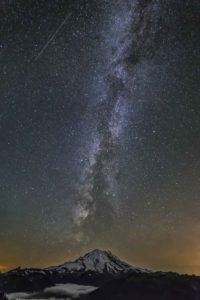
8, 284, 97, 300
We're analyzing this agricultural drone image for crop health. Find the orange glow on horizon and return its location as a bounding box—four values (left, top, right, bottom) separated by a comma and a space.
0, 265, 8, 272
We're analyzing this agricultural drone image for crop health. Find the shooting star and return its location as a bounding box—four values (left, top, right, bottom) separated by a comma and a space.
35, 12, 72, 61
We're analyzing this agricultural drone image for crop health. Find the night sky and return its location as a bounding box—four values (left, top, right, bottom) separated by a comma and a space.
0, 0, 200, 274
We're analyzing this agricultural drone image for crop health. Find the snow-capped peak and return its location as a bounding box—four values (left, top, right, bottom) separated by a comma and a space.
75, 249, 130, 273
47, 249, 149, 275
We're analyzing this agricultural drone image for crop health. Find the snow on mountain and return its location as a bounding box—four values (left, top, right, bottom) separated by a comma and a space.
0, 250, 150, 293
46, 249, 149, 275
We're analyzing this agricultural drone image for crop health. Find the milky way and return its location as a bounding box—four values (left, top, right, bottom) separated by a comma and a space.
0, 0, 200, 274
71, 1, 136, 243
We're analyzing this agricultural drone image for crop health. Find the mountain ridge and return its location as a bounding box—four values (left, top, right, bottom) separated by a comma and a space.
1, 249, 200, 299
0, 249, 147, 293
46, 249, 147, 275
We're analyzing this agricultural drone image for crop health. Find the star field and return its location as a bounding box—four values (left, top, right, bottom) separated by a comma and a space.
0, 0, 200, 274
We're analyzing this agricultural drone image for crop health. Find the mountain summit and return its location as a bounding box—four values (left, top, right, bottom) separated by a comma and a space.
1, 250, 200, 300
0, 250, 148, 293
47, 249, 132, 275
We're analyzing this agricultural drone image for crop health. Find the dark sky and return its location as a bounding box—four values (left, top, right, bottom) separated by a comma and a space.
0, 0, 200, 274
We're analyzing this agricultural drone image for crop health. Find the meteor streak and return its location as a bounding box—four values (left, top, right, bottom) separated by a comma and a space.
35, 12, 72, 61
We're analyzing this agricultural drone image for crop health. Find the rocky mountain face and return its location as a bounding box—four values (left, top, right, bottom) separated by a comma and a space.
0, 250, 141, 293
47, 249, 131, 274
45, 249, 136, 287
1, 250, 200, 300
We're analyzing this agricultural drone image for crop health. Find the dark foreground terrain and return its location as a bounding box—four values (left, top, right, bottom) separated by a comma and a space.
86, 271, 200, 300
1, 250, 200, 300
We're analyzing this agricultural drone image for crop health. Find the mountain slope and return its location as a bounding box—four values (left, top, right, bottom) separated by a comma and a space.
45, 249, 148, 286
1, 250, 200, 299
47, 249, 143, 274
86, 271, 200, 300
0, 250, 145, 293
